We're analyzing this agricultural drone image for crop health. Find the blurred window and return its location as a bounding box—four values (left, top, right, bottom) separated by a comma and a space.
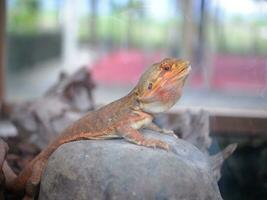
5, 0, 267, 111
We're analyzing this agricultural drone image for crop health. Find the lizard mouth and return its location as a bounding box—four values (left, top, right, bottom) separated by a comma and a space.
171, 65, 191, 81
153, 64, 191, 88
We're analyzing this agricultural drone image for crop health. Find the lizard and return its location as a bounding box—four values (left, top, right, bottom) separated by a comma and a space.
3, 57, 191, 200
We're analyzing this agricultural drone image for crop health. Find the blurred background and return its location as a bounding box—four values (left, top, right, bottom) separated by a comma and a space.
1, 0, 267, 200
1, 0, 267, 108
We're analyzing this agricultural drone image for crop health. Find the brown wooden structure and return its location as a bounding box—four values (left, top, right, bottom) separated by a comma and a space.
170, 107, 267, 137
0, 0, 6, 102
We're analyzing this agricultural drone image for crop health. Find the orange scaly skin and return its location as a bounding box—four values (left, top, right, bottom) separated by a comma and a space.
4, 58, 191, 199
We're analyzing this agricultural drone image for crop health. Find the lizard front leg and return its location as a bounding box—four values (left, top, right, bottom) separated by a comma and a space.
144, 122, 178, 139
117, 126, 169, 150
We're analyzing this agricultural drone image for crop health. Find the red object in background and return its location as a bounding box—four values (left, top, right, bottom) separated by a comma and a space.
212, 54, 267, 91
91, 50, 162, 85
190, 54, 267, 91
91, 50, 267, 92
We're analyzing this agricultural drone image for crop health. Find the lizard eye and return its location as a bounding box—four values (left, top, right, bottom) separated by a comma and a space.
148, 83, 153, 90
164, 66, 170, 71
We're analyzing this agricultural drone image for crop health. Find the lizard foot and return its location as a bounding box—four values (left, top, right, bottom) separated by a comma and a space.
118, 127, 170, 151
160, 129, 178, 139
141, 139, 169, 151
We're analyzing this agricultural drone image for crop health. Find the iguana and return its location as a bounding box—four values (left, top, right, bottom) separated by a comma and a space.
3, 58, 191, 199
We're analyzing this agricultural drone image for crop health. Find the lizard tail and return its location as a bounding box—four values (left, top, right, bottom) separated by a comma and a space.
3, 151, 46, 194
3, 131, 89, 195
3, 139, 61, 194
3, 159, 33, 194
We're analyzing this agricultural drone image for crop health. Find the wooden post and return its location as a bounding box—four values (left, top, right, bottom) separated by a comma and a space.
62, 0, 79, 73
0, 0, 6, 102
89, 0, 98, 46
180, 0, 194, 61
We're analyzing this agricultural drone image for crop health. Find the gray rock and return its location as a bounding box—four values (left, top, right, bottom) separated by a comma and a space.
39, 131, 225, 200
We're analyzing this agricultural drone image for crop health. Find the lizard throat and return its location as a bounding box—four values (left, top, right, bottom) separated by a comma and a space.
140, 101, 172, 113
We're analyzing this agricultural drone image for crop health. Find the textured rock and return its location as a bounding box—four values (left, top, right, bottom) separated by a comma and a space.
39, 131, 223, 200
3, 67, 95, 149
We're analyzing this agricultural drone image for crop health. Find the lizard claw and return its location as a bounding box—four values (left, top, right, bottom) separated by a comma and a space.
161, 129, 178, 139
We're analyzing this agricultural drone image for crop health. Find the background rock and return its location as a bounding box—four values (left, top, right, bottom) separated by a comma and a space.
1, 67, 95, 149
155, 110, 211, 153
39, 131, 224, 200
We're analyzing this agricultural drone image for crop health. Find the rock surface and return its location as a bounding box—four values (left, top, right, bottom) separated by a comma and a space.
39, 131, 224, 200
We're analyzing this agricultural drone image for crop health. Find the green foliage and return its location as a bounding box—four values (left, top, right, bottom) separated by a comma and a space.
215, 21, 267, 55
7, 0, 267, 56
79, 15, 180, 50
7, 33, 62, 71
8, 0, 40, 34
79, 10, 267, 55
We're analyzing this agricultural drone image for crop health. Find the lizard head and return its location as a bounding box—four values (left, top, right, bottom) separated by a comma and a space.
135, 58, 191, 113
